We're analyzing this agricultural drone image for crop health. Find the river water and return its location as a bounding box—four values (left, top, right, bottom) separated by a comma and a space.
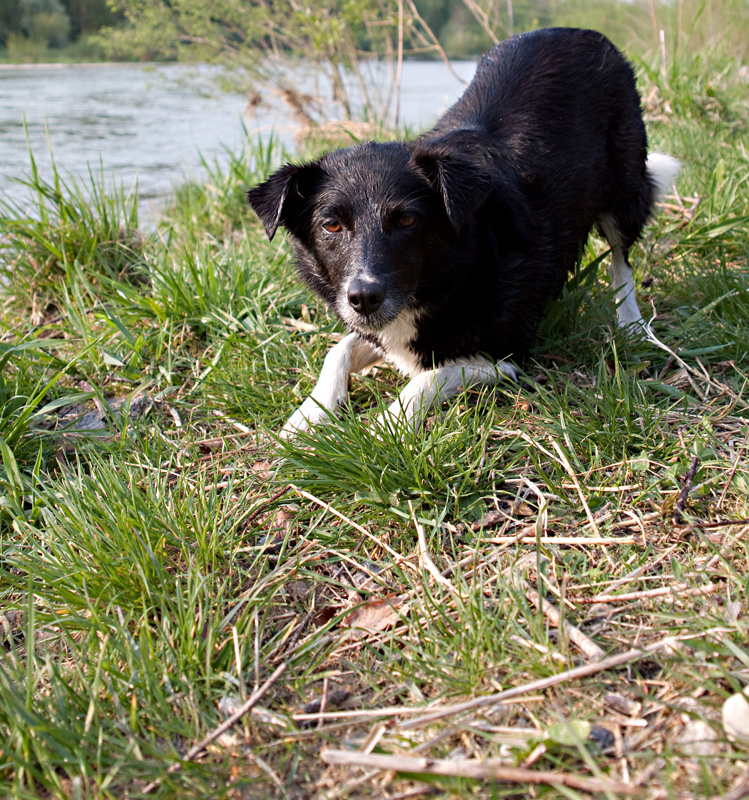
0, 60, 475, 217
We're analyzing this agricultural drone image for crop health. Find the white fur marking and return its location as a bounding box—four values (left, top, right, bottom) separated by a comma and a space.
281, 333, 380, 437
601, 153, 680, 331
598, 214, 623, 248
608, 247, 644, 328
376, 357, 517, 432
647, 153, 681, 202
376, 310, 423, 377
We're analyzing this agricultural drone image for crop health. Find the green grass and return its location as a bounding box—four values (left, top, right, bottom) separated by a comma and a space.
1, 33, 748, 800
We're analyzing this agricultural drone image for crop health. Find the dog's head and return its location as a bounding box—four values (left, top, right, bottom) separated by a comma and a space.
248, 133, 498, 333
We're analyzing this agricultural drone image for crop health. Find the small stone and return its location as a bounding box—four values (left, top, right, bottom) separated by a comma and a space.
722, 688, 749, 747
286, 580, 311, 600
604, 692, 641, 717
218, 694, 244, 718
589, 725, 615, 751
677, 716, 719, 757
302, 689, 351, 714
257, 533, 284, 554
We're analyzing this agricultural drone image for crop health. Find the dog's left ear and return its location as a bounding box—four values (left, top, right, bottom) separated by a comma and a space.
411, 131, 494, 229
248, 162, 324, 241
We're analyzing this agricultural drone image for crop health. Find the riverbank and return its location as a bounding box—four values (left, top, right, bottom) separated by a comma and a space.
0, 60, 474, 216
1, 43, 748, 800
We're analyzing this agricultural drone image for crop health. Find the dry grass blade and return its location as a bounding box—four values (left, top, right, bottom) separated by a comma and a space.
292, 485, 418, 572
413, 509, 458, 594
485, 535, 637, 545
712, 765, 749, 800
575, 582, 722, 605
525, 586, 605, 661
551, 440, 601, 536
597, 544, 679, 596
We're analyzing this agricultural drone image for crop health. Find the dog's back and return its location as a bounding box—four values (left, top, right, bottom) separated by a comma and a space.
403, 28, 661, 357
432, 28, 651, 267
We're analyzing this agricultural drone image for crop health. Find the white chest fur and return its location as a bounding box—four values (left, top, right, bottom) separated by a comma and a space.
375, 311, 423, 378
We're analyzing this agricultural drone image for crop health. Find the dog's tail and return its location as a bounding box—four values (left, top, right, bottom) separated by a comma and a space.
647, 153, 681, 204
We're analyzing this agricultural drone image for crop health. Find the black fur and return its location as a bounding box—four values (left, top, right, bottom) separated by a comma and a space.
248, 27, 656, 370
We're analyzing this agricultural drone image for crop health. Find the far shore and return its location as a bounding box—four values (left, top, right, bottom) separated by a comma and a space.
0, 61, 165, 69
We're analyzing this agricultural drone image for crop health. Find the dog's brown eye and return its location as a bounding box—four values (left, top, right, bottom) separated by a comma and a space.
397, 214, 416, 228
323, 221, 342, 233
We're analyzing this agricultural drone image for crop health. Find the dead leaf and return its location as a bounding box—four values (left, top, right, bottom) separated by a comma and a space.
342, 595, 406, 634
664, 368, 692, 389
266, 507, 297, 536
252, 460, 273, 481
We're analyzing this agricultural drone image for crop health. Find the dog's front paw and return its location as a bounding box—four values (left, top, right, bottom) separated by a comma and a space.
280, 410, 309, 440
372, 399, 420, 440
280, 398, 331, 440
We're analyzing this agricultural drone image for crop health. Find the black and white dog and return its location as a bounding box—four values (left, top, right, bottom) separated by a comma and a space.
248, 27, 679, 437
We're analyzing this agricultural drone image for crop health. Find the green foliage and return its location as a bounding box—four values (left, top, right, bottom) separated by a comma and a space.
7, 0, 73, 49
63, 0, 121, 36
93, 0, 433, 122
0, 0, 117, 55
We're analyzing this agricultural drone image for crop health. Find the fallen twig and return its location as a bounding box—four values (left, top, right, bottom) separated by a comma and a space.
680, 518, 749, 530
673, 454, 700, 525
526, 586, 605, 661
574, 582, 721, 605
486, 535, 637, 546
142, 662, 287, 794
243, 484, 293, 530
320, 750, 638, 795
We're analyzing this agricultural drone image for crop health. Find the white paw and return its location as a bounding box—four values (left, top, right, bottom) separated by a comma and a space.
616, 308, 647, 335
280, 398, 331, 439
373, 401, 418, 439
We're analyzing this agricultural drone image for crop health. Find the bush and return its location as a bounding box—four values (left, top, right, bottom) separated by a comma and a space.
27, 10, 70, 47
5, 30, 47, 61
20, 0, 70, 47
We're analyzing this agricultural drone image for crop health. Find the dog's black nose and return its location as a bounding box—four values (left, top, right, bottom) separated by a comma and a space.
347, 279, 385, 316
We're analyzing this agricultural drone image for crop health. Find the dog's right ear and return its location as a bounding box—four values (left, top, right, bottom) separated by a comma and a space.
247, 162, 325, 241
411, 131, 494, 230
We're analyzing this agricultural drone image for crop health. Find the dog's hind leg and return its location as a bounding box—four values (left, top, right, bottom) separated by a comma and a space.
610, 247, 645, 328
601, 153, 680, 330
599, 215, 645, 329
282, 333, 381, 438
376, 358, 517, 433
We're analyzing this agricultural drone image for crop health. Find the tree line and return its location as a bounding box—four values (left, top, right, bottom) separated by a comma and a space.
0, 0, 120, 48
4, 0, 747, 63
0, 0, 560, 60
